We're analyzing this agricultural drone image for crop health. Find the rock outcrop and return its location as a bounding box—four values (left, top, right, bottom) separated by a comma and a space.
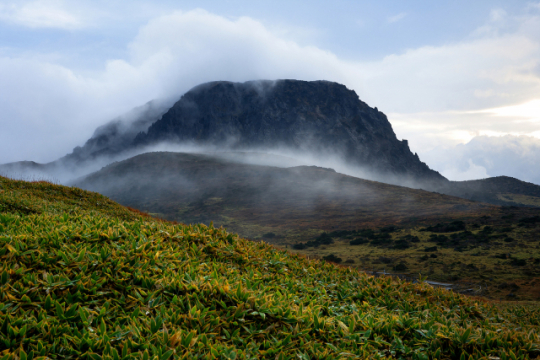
132, 80, 445, 184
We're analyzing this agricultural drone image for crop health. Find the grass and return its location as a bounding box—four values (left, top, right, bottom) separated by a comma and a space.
497, 193, 540, 207
1, 175, 540, 359
285, 216, 540, 301
70, 152, 540, 300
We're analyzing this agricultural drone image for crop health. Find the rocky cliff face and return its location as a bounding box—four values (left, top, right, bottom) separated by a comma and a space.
1, 79, 447, 186
133, 80, 446, 184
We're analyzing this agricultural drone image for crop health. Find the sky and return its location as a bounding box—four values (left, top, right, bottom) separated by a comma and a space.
1, 0, 540, 183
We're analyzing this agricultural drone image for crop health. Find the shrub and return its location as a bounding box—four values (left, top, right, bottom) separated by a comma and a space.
379, 226, 398, 233
393, 262, 408, 271
316, 232, 333, 245
379, 257, 394, 264
519, 216, 540, 226
350, 238, 368, 245
323, 254, 342, 263
482, 226, 494, 234
393, 239, 410, 249
511, 258, 527, 266
421, 220, 466, 233
401, 234, 420, 243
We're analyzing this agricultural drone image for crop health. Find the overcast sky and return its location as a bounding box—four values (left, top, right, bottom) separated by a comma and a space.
1, 0, 540, 182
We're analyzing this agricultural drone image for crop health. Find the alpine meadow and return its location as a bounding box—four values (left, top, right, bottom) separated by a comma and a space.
1, 176, 540, 359
2, 2, 540, 358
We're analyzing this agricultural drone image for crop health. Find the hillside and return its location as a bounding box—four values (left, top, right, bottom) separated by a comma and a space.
435, 176, 540, 207
1, 175, 539, 358
72, 152, 491, 236
72, 152, 540, 300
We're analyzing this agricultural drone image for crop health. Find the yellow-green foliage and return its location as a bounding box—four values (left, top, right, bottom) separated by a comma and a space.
0, 176, 539, 359
0, 177, 139, 220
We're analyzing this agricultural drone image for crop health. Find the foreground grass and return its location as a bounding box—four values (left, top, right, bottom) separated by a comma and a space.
1, 176, 540, 359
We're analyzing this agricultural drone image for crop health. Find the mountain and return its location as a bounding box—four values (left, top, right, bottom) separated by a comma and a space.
63, 99, 172, 164
132, 80, 445, 185
4, 79, 540, 207
71, 151, 491, 239
0, 99, 172, 181
1, 80, 446, 186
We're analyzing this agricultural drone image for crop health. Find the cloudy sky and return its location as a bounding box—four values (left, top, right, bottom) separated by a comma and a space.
1, 0, 540, 183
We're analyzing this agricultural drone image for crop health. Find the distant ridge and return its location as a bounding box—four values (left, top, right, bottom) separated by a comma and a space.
434, 176, 540, 207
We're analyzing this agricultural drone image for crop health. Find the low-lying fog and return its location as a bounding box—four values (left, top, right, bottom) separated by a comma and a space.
0, 141, 421, 191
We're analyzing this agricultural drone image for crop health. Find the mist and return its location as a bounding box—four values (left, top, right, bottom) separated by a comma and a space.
422, 135, 540, 185
0, 134, 432, 192
0, 78, 434, 191
68, 151, 483, 242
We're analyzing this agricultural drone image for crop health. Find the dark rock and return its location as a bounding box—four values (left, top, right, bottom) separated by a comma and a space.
132, 80, 445, 184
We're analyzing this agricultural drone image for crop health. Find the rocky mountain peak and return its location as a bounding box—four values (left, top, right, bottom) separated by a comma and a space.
133, 79, 446, 184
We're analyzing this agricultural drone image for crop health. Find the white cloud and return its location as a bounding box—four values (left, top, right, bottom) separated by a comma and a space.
387, 12, 407, 24
422, 135, 540, 184
441, 159, 490, 181
0, 9, 363, 163
0, 0, 84, 29
476, 98, 540, 121
359, 34, 540, 113
1, 6, 540, 169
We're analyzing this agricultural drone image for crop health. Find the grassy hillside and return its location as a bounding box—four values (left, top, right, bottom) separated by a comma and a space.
72, 152, 494, 237
435, 176, 540, 207
1, 176, 540, 359
286, 212, 540, 301
71, 152, 540, 300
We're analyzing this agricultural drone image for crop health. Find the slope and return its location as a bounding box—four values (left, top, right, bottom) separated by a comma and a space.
437, 176, 540, 207
1, 175, 539, 359
71, 152, 540, 300
71, 151, 491, 238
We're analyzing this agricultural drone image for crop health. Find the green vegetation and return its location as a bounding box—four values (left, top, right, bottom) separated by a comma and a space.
497, 193, 540, 207
1, 176, 540, 359
289, 217, 540, 301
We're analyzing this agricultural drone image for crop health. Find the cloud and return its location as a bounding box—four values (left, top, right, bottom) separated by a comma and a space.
476, 99, 540, 120
1, 5, 540, 169
421, 135, 540, 184
0, 9, 362, 163
0, 0, 84, 29
387, 12, 407, 24
359, 35, 540, 113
